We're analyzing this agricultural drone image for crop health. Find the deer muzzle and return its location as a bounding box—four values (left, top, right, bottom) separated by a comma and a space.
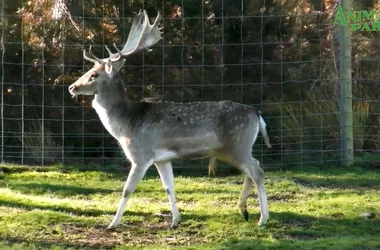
68, 84, 79, 97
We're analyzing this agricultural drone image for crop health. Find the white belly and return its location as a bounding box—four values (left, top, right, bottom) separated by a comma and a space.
153, 149, 179, 162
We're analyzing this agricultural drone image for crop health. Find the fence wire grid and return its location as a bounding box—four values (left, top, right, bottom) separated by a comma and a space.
0, 0, 377, 172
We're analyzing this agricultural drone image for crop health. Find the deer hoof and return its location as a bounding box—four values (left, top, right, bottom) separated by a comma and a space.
239, 206, 249, 221
170, 222, 179, 229
170, 217, 181, 229
106, 223, 119, 230
258, 215, 269, 226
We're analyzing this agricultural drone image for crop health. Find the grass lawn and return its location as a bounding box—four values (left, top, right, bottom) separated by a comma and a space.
0, 163, 379, 249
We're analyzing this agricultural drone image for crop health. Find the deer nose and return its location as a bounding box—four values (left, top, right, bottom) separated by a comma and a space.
68, 85, 77, 92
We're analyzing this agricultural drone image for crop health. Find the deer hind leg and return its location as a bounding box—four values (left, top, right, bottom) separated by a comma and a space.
154, 161, 181, 228
107, 159, 152, 229
208, 157, 217, 176
238, 157, 269, 226
238, 176, 254, 221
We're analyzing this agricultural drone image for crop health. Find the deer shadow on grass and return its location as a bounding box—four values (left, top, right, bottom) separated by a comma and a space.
221, 211, 380, 249
0, 236, 102, 250
0, 198, 126, 217
291, 176, 380, 189
5, 181, 243, 198
271, 211, 379, 236
0, 197, 212, 221
5, 182, 117, 197
1, 160, 245, 179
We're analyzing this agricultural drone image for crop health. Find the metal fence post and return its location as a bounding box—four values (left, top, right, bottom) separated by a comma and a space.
339, 0, 353, 166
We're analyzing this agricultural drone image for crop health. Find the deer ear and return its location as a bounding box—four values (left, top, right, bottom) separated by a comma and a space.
105, 59, 125, 76
112, 59, 126, 73
105, 59, 113, 75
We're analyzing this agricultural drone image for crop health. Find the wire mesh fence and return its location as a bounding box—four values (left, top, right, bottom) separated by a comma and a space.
0, 0, 378, 172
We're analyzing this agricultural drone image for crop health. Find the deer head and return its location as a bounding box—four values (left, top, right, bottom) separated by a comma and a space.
68, 10, 163, 97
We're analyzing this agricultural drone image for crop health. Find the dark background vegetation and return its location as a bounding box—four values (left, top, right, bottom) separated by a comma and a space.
1, 0, 379, 170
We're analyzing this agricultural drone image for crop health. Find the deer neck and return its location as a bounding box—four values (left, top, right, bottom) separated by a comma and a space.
93, 79, 129, 107
91, 79, 132, 139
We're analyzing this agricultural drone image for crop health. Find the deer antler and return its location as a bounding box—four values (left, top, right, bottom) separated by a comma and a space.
83, 10, 163, 64
83, 45, 103, 64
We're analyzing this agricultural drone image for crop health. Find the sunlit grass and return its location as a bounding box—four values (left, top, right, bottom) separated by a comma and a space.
0, 163, 379, 249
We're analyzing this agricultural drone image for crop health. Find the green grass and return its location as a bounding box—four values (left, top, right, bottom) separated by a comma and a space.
0, 163, 379, 249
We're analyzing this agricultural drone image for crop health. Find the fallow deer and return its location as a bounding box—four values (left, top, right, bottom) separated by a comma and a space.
140, 96, 271, 177
68, 10, 271, 229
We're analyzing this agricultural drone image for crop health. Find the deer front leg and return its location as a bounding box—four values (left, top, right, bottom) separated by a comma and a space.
154, 161, 181, 228
107, 160, 152, 229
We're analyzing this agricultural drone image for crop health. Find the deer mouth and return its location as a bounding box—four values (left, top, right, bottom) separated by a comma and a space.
68, 84, 98, 97
68, 84, 79, 97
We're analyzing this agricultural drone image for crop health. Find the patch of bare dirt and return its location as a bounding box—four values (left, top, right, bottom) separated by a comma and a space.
60, 221, 208, 247
61, 224, 123, 247
229, 180, 244, 185
282, 233, 320, 240
330, 212, 345, 218
267, 193, 294, 202
279, 220, 310, 228
292, 177, 314, 187
248, 192, 294, 202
